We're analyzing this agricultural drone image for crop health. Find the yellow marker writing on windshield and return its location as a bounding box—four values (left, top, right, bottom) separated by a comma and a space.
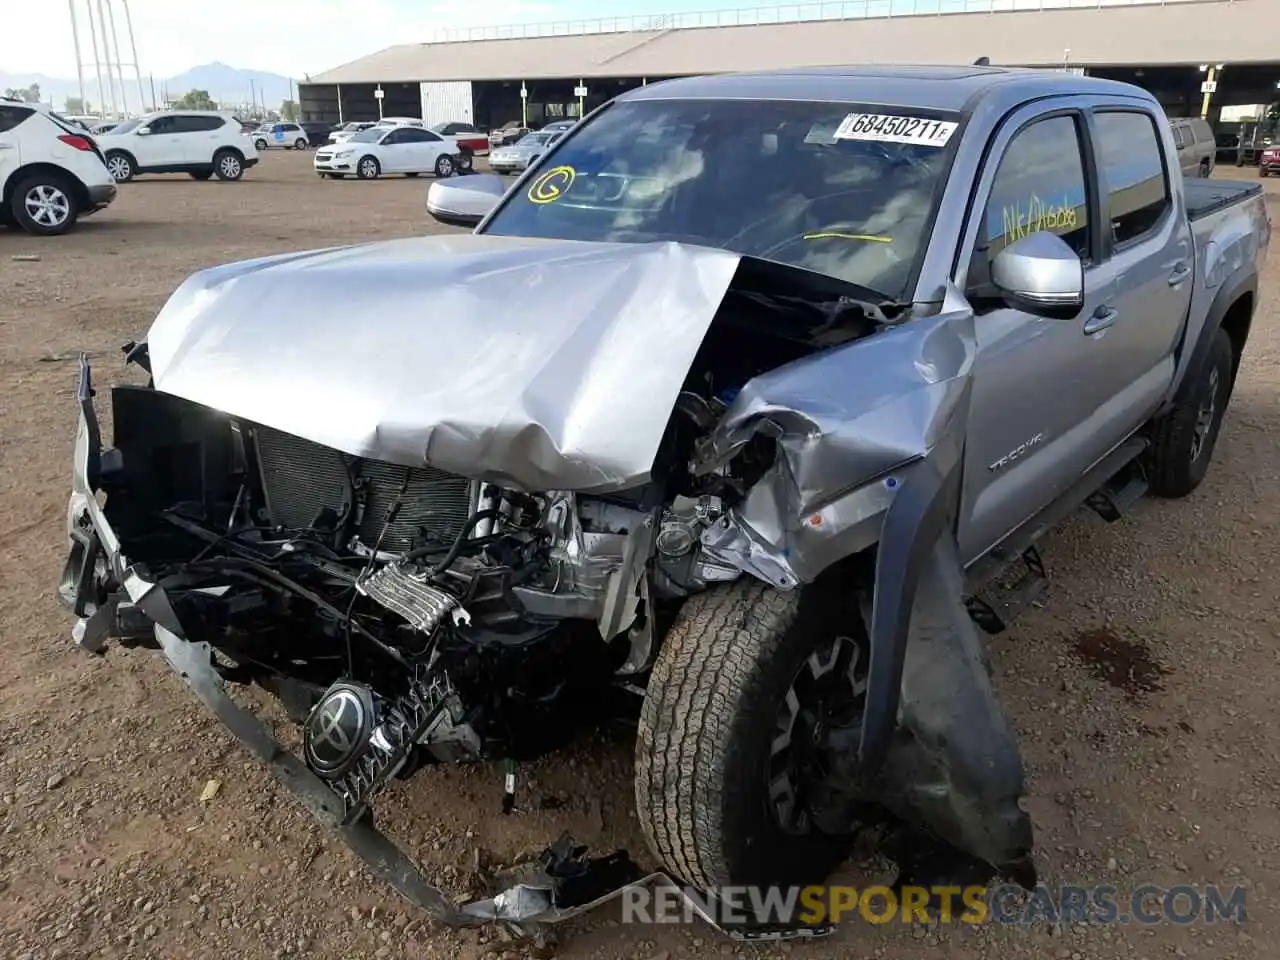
528, 165, 576, 204
803, 231, 893, 243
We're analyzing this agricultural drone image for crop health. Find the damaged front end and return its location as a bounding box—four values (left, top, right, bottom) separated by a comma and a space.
59, 241, 1034, 937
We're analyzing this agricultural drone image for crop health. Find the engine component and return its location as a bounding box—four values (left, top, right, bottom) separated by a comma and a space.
252, 423, 475, 551
358, 561, 471, 634
303, 681, 378, 780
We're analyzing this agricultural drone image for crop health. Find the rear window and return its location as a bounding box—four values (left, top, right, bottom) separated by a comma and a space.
0, 104, 35, 133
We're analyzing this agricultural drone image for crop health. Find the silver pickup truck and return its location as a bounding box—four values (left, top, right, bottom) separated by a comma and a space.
60, 66, 1269, 937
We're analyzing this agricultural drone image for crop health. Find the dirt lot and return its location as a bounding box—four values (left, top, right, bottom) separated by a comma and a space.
1, 150, 1278, 960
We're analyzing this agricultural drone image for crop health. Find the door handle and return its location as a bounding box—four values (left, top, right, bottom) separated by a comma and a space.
1167, 263, 1192, 286
1084, 306, 1119, 335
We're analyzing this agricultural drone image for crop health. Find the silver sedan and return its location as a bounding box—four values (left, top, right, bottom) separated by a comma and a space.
487, 131, 564, 175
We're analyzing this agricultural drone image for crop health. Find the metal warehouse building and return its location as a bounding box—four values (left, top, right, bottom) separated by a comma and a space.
297, 0, 1280, 130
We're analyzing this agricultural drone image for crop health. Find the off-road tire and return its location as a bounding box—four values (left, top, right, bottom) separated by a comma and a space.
634, 577, 861, 889
105, 150, 135, 183
1146, 327, 1234, 498
10, 173, 80, 236
357, 155, 380, 180
213, 149, 245, 181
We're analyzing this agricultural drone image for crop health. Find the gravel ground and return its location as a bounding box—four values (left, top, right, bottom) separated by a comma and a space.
1, 151, 1277, 960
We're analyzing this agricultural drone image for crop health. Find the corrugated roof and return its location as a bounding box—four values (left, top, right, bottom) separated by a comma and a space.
305, 0, 1273, 86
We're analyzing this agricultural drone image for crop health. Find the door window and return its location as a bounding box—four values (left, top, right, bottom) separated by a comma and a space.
1093, 111, 1170, 247
982, 114, 1091, 262
1170, 124, 1186, 148
146, 116, 178, 134
172, 115, 223, 133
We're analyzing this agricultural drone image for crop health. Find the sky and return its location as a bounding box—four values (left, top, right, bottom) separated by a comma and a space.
1, 0, 768, 79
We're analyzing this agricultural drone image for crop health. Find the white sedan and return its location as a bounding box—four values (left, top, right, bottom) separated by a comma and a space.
313, 125, 460, 179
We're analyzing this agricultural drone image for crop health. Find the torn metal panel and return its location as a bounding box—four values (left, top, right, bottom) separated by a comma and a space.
695, 298, 976, 584
144, 234, 743, 494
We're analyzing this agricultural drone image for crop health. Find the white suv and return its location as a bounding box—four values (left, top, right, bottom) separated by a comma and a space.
95, 110, 259, 183
0, 98, 117, 236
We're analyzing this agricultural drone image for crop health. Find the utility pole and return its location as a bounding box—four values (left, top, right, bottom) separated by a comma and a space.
68, 0, 88, 110
249, 78, 257, 117
120, 0, 147, 116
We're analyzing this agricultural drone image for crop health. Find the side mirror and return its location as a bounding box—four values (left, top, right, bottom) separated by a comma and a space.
426, 173, 507, 228
990, 231, 1084, 319
136, 126, 151, 136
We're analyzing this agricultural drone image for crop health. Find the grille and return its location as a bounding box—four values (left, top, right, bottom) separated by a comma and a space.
252, 425, 474, 552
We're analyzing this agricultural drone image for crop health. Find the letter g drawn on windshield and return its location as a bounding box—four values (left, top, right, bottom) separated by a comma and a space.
528, 165, 576, 204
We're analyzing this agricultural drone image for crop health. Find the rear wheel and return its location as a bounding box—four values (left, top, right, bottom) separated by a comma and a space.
213, 149, 245, 181
11, 174, 80, 236
1198, 158, 1211, 178
457, 151, 474, 174
434, 154, 455, 178
1261, 168, 1270, 178
634, 576, 868, 888
1146, 327, 1234, 498
357, 155, 380, 180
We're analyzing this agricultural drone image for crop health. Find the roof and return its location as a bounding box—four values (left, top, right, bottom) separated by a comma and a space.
303, 0, 1271, 86
618, 65, 1148, 112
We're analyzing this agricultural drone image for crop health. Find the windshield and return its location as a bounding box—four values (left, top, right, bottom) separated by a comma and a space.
517, 133, 553, 147
348, 128, 384, 143
108, 118, 144, 135
482, 98, 959, 299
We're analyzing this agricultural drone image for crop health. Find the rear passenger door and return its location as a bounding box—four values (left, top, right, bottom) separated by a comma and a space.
171, 115, 226, 165
1088, 108, 1193, 422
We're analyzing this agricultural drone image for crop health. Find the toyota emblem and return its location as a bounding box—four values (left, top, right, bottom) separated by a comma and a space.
303, 682, 375, 778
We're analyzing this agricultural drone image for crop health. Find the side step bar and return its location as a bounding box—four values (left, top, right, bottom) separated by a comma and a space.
964, 436, 1149, 634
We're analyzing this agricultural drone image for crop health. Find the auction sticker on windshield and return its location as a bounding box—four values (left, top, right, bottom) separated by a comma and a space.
528, 165, 577, 204
834, 113, 958, 147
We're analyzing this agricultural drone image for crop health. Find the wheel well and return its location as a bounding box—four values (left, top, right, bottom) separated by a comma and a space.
104, 147, 135, 165
3, 163, 89, 211
214, 145, 245, 160
1219, 291, 1253, 384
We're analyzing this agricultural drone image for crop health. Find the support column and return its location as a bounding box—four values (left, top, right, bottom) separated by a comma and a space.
1199, 63, 1224, 120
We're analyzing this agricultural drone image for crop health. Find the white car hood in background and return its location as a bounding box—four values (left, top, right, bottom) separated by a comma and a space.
146, 234, 742, 492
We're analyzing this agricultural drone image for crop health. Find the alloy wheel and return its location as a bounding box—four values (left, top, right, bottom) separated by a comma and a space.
23, 184, 71, 228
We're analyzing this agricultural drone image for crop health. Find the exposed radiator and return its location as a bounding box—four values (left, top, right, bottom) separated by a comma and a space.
251, 424, 474, 552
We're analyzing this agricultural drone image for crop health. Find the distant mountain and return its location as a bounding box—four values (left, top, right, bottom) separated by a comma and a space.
1, 61, 295, 113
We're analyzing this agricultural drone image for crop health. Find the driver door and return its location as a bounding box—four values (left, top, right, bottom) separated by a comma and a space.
953, 103, 1121, 563
134, 114, 179, 166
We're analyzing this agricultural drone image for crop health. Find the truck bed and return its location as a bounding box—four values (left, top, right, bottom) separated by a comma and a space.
1184, 178, 1264, 221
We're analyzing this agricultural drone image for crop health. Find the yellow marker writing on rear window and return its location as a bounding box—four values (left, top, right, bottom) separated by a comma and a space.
528, 165, 576, 204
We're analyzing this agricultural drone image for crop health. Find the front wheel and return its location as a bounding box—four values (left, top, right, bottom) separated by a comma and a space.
294, 138, 308, 150
255, 138, 268, 151
213, 149, 245, 181
105, 151, 134, 183
634, 577, 868, 889
1145, 327, 1234, 498
357, 155, 380, 180
434, 153, 455, 178
11, 174, 80, 236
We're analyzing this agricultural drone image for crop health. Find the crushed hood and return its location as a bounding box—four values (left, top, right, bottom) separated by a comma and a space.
146, 234, 742, 492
